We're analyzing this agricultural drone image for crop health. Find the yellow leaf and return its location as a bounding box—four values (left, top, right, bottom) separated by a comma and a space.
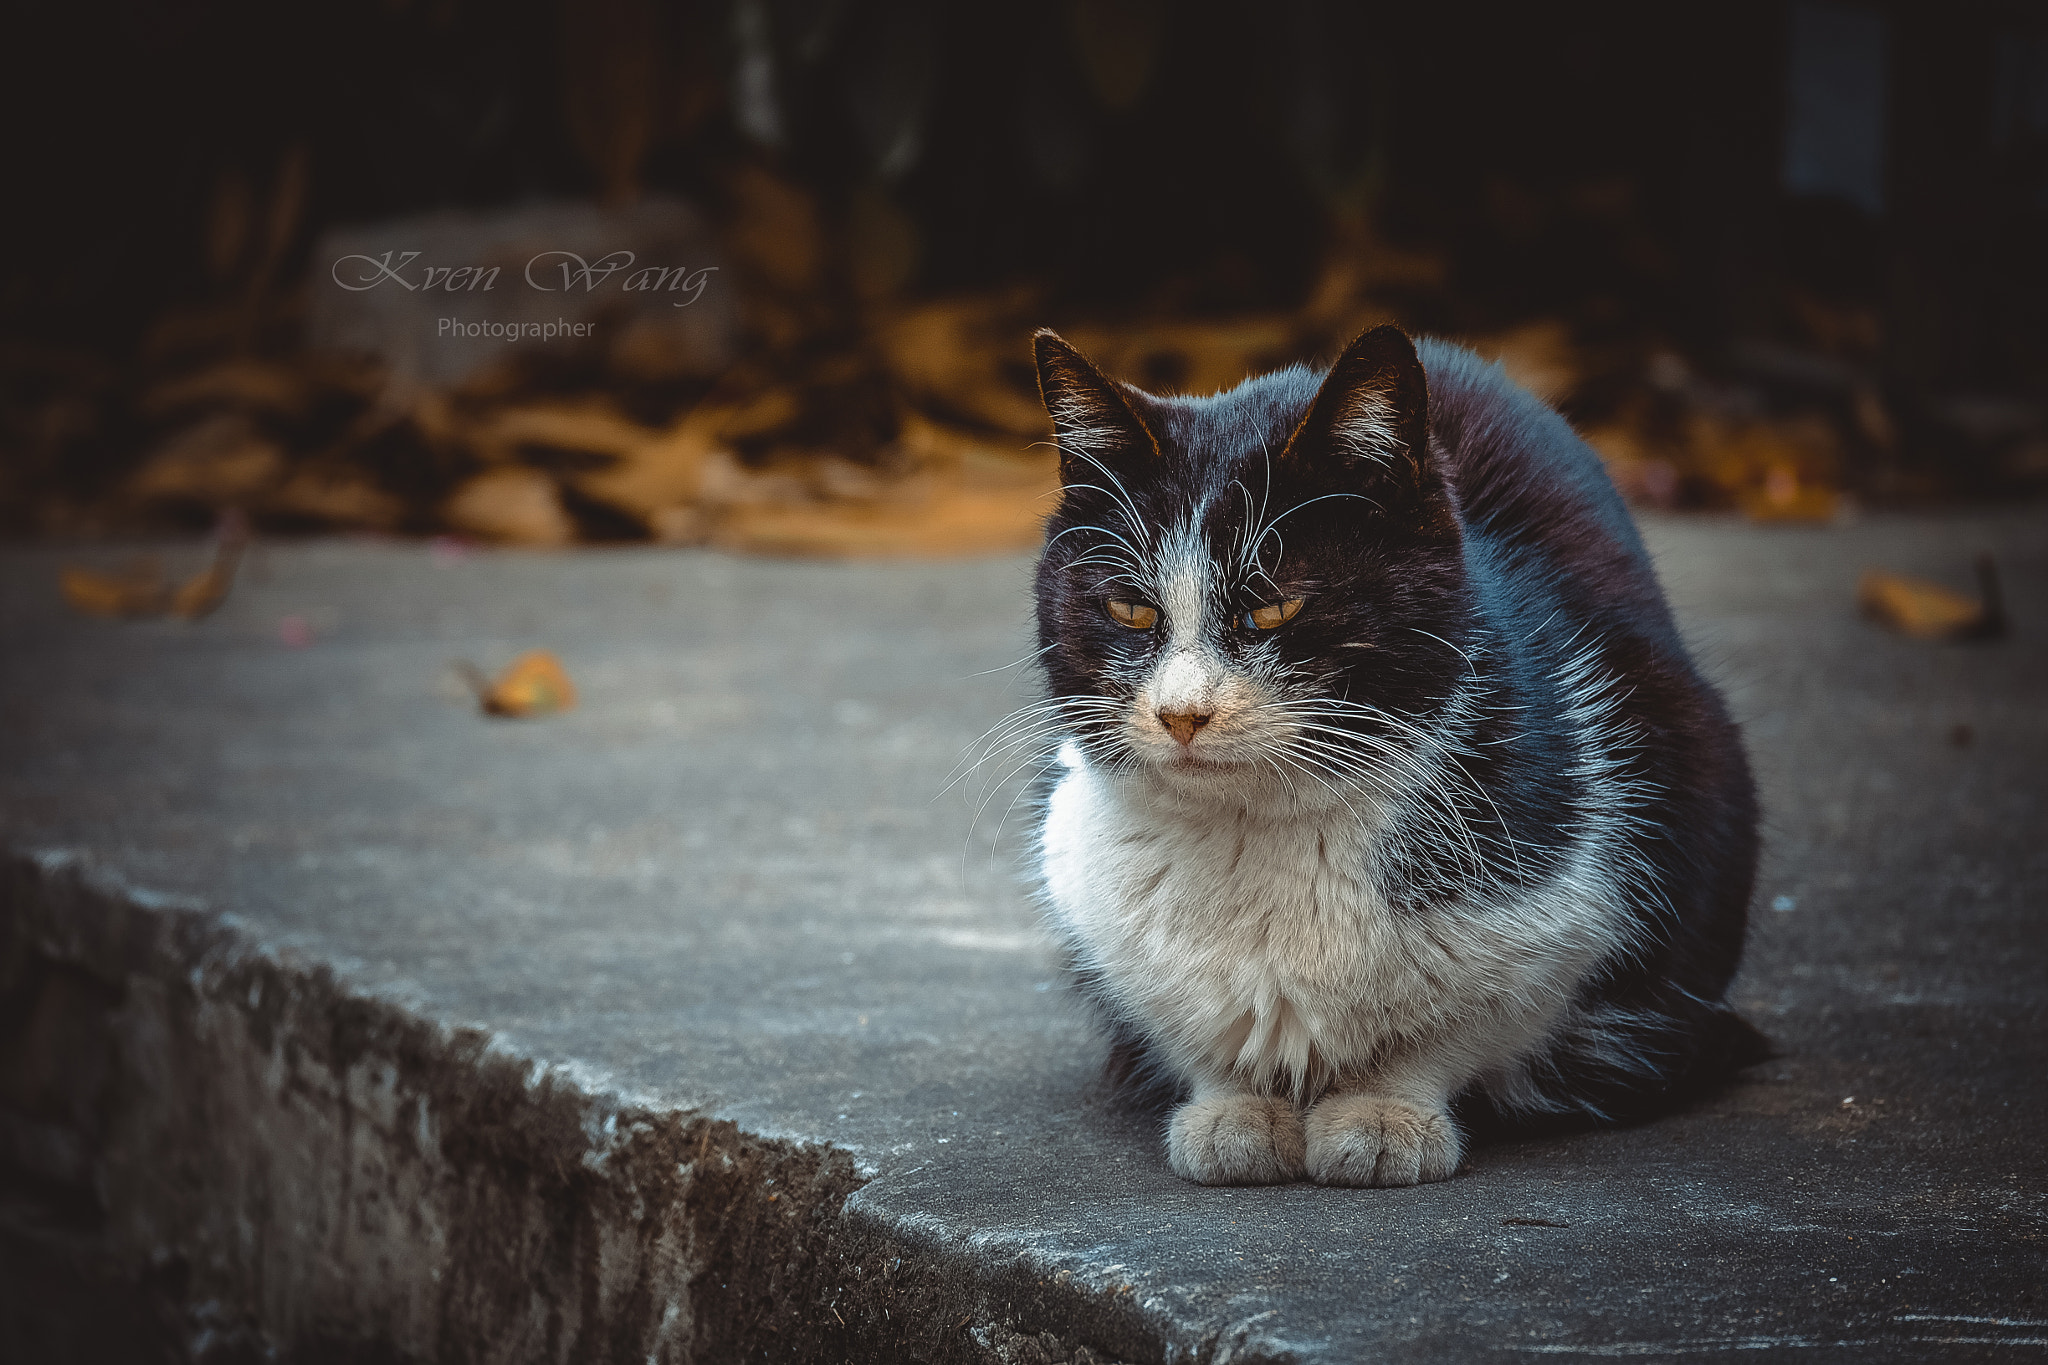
61, 563, 168, 617
1857, 566, 2002, 641
461, 650, 578, 717
169, 518, 248, 620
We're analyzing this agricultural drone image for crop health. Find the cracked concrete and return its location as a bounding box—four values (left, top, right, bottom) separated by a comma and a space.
0, 511, 2043, 1362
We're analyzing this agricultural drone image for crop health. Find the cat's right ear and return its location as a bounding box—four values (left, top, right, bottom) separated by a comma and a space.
1280, 325, 1431, 499
1033, 329, 1160, 490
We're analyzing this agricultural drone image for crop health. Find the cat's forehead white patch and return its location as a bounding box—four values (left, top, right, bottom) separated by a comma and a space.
1146, 518, 1231, 716
1153, 518, 1213, 641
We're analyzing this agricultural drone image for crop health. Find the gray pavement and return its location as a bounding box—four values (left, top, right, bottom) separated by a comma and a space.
0, 511, 2043, 1362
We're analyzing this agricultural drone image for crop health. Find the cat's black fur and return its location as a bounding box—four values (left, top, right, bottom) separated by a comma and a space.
1028, 324, 1763, 1156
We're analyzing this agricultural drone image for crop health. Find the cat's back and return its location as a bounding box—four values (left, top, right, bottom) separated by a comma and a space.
1416, 339, 1675, 639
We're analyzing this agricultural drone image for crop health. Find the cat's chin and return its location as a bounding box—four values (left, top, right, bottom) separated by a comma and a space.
1142, 747, 1259, 781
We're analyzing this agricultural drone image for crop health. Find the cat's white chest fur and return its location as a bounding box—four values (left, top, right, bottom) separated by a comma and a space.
1039, 740, 1617, 1105
1042, 741, 1446, 1095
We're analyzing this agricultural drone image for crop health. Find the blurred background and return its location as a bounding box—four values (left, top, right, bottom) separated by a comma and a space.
2, 0, 2044, 554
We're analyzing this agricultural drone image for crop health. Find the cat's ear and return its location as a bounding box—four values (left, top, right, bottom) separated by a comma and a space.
1281, 325, 1431, 499
1034, 329, 1160, 489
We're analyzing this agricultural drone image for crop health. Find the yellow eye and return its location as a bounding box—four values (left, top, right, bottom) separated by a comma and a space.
1106, 599, 1158, 629
1244, 598, 1304, 630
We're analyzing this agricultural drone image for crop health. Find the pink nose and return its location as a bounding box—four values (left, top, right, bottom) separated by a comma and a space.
1158, 709, 1212, 746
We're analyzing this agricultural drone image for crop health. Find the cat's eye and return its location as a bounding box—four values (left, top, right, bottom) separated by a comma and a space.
1105, 599, 1158, 629
1242, 598, 1304, 631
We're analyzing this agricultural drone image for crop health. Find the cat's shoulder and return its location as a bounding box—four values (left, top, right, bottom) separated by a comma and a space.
1415, 337, 1646, 566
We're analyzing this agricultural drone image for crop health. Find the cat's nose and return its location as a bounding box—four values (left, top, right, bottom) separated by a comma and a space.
1158, 709, 1212, 746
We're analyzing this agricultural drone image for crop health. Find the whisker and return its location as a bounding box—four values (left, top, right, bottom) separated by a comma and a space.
960, 641, 1059, 680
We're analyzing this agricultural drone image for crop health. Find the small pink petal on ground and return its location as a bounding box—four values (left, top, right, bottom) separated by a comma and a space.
278, 615, 313, 648
429, 536, 472, 566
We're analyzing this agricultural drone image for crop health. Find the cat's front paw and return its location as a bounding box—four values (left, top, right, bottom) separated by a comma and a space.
1167, 1093, 1306, 1185
1305, 1094, 1462, 1187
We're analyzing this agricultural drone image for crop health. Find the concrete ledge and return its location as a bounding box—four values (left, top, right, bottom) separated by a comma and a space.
1, 851, 1166, 1364
2, 517, 2044, 1362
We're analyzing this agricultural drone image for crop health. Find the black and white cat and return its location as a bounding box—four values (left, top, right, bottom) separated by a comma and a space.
1021, 324, 1761, 1187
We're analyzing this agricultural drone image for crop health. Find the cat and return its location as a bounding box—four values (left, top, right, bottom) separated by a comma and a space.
1020, 324, 1763, 1187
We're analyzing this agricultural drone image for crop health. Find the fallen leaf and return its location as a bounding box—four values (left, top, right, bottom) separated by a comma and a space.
170, 564, 235, 619
477, 400, 659, 459
265, 466, 406, 531
443, 468, 577, 546
126, 412, 284, 504
140, 357, 325, 420
61, 561, 168, 617
1741, 469, 1839, 522
169, 512, 249, 619
1858, 557, 2005, 641
456, 650, 578, 717
64, 512, 250, 621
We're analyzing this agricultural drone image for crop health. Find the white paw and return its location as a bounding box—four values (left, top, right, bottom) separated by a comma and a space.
1167, 1093, 1306, 1185
1304, 1094, 1462, 1187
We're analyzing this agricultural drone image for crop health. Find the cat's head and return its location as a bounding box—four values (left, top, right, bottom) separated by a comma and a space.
1032, 324, 1471, 793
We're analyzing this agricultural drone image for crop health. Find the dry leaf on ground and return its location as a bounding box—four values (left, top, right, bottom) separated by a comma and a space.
456, 650, 578, 717
169, 513, 250, 619
443, 468, 577, 546
61, 560, 169, 617
62, 516, 249, 621
1857, 558, 2005, 641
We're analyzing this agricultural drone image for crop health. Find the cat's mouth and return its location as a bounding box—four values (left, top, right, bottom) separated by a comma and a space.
1151, 741, 1250, 772
1129, 711, 1266, 772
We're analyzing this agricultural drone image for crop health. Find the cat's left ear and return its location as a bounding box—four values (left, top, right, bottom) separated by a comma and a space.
1281, 325, 1432, 500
